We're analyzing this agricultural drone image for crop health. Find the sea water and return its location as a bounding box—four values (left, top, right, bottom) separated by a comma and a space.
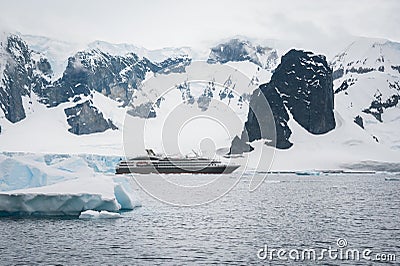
0, 173, 399, 265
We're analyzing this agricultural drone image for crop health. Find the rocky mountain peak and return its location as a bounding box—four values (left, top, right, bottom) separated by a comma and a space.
232, 49, 335, 152
207, 38, 278, 70
331, 37, 400, 80
0, 34, 51, 123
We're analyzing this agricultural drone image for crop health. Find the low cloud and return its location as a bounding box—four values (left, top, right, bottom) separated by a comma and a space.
0, 0, 398, 56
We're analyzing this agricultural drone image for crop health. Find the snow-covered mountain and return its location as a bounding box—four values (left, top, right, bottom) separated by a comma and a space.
1, 33, 192, 136
0, 32, 399, 170
207, 38, 278, 70
87, 40, 194, 63
331, 37, 400, 150
22, 34, 196, 80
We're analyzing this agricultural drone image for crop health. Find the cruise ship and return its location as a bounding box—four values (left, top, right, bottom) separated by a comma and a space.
116, 149, 240, 174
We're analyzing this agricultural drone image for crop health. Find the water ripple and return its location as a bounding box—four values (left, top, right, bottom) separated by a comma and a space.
0, 174, 399, 265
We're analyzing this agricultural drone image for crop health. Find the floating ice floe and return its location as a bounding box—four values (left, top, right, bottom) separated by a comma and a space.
0, 175, 141, 216
79, 210, 122, 219
0, 153, 141, 217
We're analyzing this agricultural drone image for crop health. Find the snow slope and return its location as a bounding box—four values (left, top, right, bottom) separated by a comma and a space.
269, 109, 399, 171
331, 37, 400, 150
125, 61, 261, 157
0, 93, 124, 155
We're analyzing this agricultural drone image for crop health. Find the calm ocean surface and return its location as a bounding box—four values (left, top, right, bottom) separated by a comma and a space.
1, 173, 399, 265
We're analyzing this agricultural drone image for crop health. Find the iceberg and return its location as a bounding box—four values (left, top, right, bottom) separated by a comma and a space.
0, 175, 140, 216
0, 153, 141, 217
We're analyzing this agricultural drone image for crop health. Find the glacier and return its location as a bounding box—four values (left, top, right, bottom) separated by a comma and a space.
0, 153, 141, 217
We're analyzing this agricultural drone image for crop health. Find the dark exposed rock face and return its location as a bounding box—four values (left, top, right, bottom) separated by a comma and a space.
150, 56, 191, 74
268, 49, 335, 135
335, 80, 349, 94
39, 50, 150, 107
389, 81, 400, 91
362, 90, 400, 122
197, 85, 214, 111
207, 39, 278, 70
229, 135, 254, 155
334, 78, 356, 94
1, 36, 31, 119
38, 50, 191, 107
232, 49, 336, 152
0, 35, 51, 123
127, 102, 157, 119
332, 67, 344, 80
391, 65, 400, 74
347, 66, 375, 74
247, 86, 293, 149
354, 115, 364, 129
176, 81, 195, 104
64, 100, 117, 135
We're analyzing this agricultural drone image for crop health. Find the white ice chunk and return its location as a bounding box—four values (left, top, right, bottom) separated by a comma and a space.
79, 210, 122, 219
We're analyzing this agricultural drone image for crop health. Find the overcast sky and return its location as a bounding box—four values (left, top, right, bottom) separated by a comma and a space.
0, 0, 399, 55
